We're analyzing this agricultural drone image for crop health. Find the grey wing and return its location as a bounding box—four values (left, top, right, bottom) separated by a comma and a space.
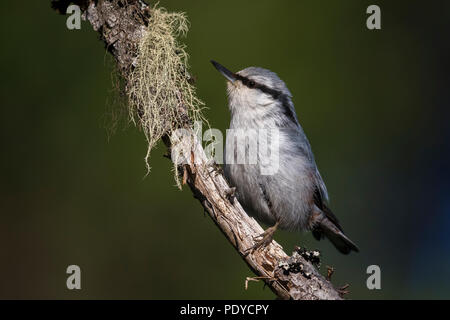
311, 170, 342, 241
292, 128, 329, 202
313, 168, 329, 203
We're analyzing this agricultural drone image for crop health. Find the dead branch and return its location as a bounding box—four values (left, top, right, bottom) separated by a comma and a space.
51, 0, 343, 300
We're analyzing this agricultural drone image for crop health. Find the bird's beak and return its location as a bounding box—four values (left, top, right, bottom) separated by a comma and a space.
210, 60, 237, 83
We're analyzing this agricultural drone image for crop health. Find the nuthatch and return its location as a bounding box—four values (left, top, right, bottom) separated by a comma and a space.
211, 60, 358, 254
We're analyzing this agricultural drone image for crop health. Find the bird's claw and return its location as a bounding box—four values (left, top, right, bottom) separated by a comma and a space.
224, 187, 236, 202
245, 224, 278, 255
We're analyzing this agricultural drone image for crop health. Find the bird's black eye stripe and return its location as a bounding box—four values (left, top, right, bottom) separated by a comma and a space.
236, 74, 298, 126
236, 74, 283, 101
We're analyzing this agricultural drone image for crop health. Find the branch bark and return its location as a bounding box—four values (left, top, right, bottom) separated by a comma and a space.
51, 0, 343, 300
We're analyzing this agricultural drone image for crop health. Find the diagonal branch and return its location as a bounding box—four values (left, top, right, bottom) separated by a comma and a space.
51, 0, 343, 300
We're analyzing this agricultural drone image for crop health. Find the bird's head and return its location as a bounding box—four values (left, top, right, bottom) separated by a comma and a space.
211, 60, 298, 127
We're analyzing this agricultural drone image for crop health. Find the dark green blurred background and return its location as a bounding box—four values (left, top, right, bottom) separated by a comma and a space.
1, 0, 449, 299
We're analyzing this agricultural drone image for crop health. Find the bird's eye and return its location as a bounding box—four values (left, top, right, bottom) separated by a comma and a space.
247, 80, 256, 88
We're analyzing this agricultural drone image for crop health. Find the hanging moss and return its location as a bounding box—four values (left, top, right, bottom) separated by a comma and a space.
126, 5, 205, 178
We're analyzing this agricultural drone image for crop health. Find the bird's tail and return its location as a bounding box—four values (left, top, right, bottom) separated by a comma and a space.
312, 207, 359, 255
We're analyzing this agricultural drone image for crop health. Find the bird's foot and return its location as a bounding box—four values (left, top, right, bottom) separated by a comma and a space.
224, 187, 236, 203
245, 222, 279, 255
